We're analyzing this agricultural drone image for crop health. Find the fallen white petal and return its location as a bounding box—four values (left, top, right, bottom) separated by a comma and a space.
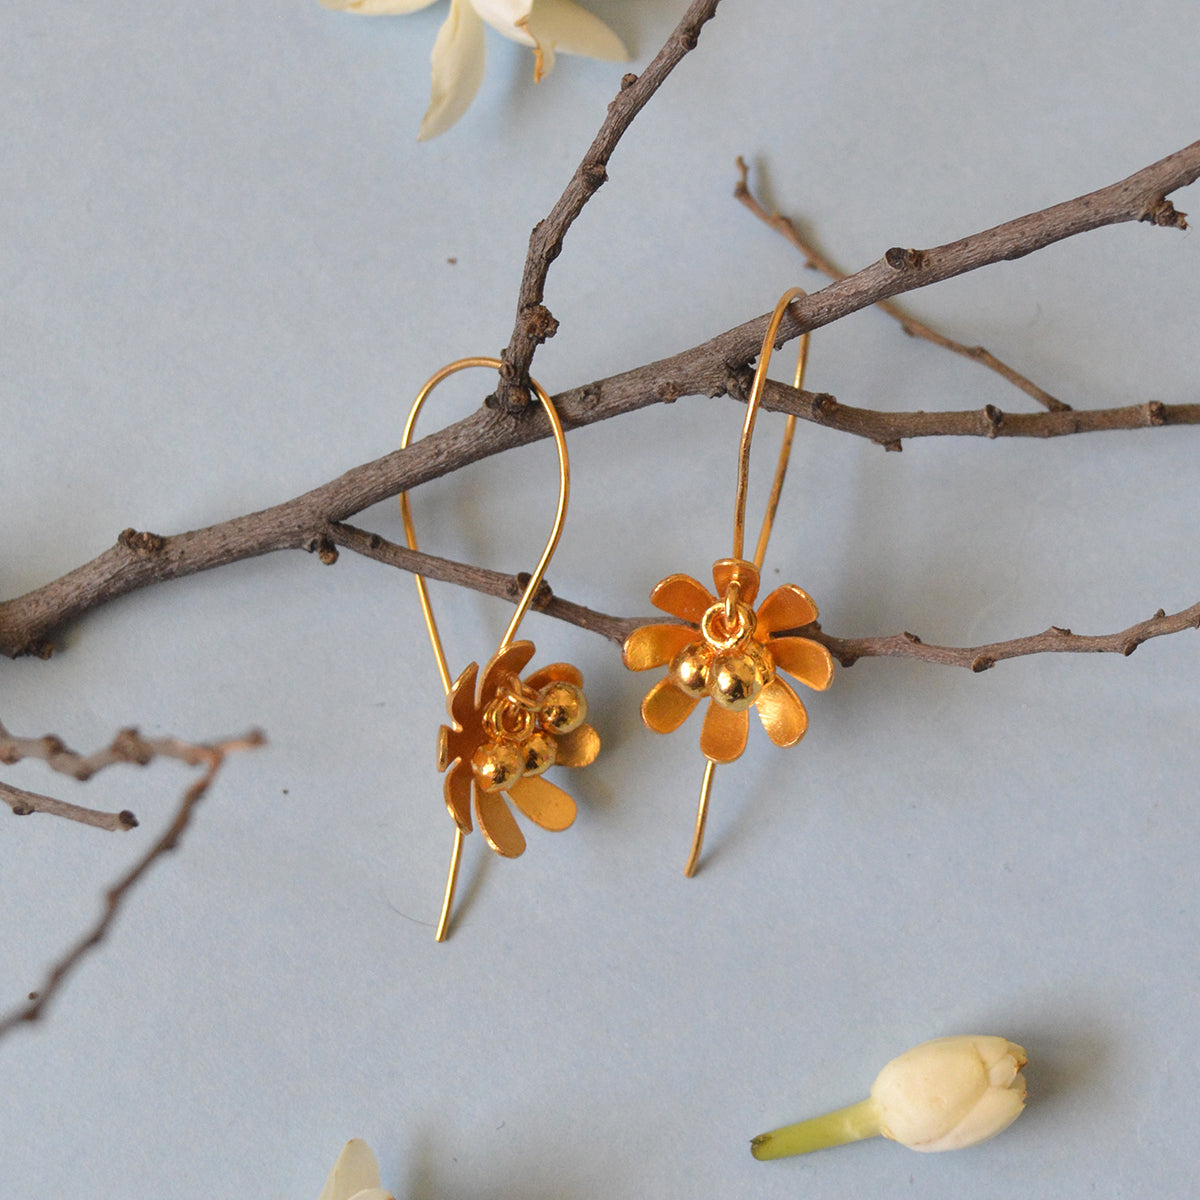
318, 1140, 391, 1200
419, 0, 487, 140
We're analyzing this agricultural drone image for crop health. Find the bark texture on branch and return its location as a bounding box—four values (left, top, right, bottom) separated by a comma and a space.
2, 140, 1198, 660
758, 385, 1200, 450
494, 0, 725, 409
733, 156, 1072, 414
329, 529, 1200, 676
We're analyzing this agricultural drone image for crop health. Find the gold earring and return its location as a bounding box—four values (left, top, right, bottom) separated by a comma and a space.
400, 357, 600, 941
622, 290, 835, 876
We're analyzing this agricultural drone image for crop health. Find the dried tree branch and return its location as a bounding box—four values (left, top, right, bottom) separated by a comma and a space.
0, 721, 254, 830
328, 523, 635, 644
3, 140, 1198, 659
333, 525, 1200, 676
818, 601, 1200, 672
757, 382, 1200, 451
494, 0, 724, 408
1, 780, 137, 831
0, 728, 263, 1039
733, 156, 1071, 413
1, 719, 216, 784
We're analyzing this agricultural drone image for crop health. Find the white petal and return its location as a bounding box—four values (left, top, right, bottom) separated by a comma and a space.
418, 0, 487, 140
347, 1191, 396, 1200
318, 1140, 383, 1200
474, 0, 627, 81
911, 1085, 1026, 1152
523, 0, 629, 65
471, 0, 536, 41
320, 0, 438, 13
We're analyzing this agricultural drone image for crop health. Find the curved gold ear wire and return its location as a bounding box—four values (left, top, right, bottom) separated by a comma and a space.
695, 289, 810, 875
400, 357, 600, 941
742, 294, 810, 572
622, 290, 834, 877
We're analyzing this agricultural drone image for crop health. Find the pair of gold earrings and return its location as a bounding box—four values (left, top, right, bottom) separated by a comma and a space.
400, 291, 835, 941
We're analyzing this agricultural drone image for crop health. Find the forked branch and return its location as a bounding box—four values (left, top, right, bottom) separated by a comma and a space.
733, 156, 1071, 414
495, 0, 725, 408
0, 728, 263, 1038
3, 73, 1198, 666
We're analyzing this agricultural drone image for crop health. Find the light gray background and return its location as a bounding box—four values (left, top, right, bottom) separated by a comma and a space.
2, 2, 1198, 1197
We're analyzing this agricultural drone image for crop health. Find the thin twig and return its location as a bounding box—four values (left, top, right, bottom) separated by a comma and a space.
328, 522, 635, 643
733, 156, 1071, 413
0, 729, 264, 1038
697, 138, 1197, 404
817, 602, 1200, 671
2, 140, 1198, 658
332, 524, 1200, 675
756, 382, 1199, 451
495, 0, 725, 408
0, 720, 240, 830
1, 780, 137, 831
0, 720, 213, 782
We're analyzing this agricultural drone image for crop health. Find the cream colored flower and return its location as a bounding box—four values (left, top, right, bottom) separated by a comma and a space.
871, 1035, 1028, 1152
751, 1035, 1028, 1160
320, 0, 629, 139
317, 1140, 394, 1200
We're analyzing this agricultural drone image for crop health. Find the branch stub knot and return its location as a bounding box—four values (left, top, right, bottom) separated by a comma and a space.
118, 528, 165, 557
885, 246, 926, 271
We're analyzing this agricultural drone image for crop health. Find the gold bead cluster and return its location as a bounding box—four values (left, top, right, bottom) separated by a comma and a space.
669, 598, 776, 713
470, 675, 589, 793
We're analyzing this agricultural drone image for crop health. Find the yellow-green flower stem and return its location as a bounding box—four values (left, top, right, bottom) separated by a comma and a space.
751, 1097, 882, 1160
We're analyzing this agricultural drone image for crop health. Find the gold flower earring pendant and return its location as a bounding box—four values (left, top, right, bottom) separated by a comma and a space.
400, 357, 600, 941
623, 290, 835, 876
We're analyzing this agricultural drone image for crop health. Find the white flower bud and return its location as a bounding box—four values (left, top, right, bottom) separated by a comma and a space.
870, 1035, 1028, 1152
751, 1034, 1027, 1161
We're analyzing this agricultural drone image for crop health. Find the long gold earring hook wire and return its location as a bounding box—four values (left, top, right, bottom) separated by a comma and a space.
686, 289, 810, 878
398, 356, 570, 940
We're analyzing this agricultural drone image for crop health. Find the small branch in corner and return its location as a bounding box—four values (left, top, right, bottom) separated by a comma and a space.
0, 727, 264, 1039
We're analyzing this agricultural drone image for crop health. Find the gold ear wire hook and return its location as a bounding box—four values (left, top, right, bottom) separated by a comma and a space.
732, 287, 810, 568
400, 356, 570, 689
623, 288, 832, 879
399, 356, 576, 941
686, 289, 809, 877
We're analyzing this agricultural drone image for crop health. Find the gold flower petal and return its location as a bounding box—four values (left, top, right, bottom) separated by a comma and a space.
622, 622, 696, 671
700, 700, 749, 763
649, 574, 714, 623
447, 660, 479, 727
712, 558, 760, 606
443, 757, 474, 831
507, 775, 577, 832
437, 723, 457, 772
769, 636, 835, 691
525, 661, 584, 691
474, 783, 526, 858
641, 675, 701, 733
478, 640, 537, 704
756, 584, 819, 636
554, 722, 600, 768
756, 676, 809, 747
